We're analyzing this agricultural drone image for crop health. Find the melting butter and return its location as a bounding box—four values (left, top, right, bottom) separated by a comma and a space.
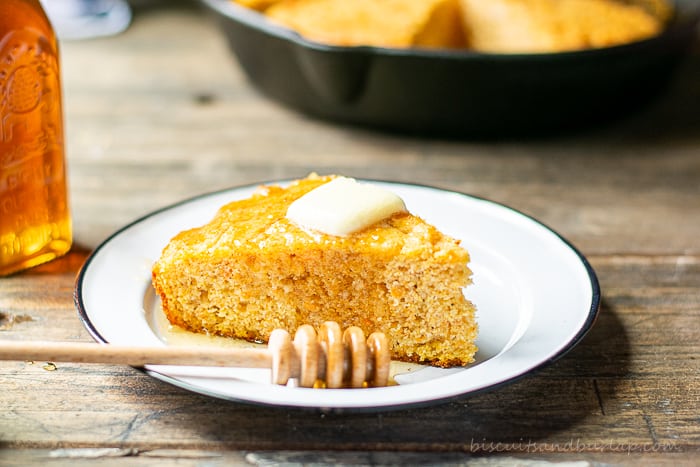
286, 177, 407, 236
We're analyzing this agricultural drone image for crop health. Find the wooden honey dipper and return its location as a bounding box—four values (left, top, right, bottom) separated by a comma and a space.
0, 321, 391, 389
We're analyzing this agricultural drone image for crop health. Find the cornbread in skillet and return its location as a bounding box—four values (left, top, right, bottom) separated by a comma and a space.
241, 0, 670, 52
234, 0, 283, 11
152, 175, 477, 367
459, 0, 667, 53
264, 0, 466, 49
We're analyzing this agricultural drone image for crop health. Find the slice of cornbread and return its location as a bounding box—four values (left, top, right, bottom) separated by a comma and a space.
152, 175, 477, 367
264, 0, 466, 49
459, 0, 666, 53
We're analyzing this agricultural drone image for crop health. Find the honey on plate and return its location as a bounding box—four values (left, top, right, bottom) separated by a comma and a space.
0, 0, 72, 276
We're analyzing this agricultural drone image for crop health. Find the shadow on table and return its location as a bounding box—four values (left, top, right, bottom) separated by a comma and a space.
174, 298, 629, 451
582, 41, 700, 146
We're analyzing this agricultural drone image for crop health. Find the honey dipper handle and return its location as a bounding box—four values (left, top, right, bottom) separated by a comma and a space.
0, 340, 272, 369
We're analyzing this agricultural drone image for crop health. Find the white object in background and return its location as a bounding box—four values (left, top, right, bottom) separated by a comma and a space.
40, 0, 132, 40
286, 177, 407, 236
75, 180, 601, 410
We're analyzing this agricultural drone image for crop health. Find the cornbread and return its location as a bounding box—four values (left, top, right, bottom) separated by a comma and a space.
234, 0, 670, 52
459, 0, 666, 53
264, 0, 466, 49
234, 0, 283, 11
152, 175, 478, 367
621, 0, 673, 22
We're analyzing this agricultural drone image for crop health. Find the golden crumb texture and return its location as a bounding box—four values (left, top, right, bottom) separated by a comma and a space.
152, 174, 478, 367
265, 0, 466, 49
459, 0, 667, 53
233, 0, 670, 52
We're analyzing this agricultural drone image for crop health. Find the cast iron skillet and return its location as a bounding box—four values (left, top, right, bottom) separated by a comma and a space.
199, 0, 699, 137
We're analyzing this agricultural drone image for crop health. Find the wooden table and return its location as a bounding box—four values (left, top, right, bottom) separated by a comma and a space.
1, 1, 698, 465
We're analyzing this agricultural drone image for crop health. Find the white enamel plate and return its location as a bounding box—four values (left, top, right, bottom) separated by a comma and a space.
75, 180, 600, 411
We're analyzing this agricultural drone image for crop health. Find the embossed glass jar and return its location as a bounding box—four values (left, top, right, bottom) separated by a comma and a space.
0, 0, 72, 275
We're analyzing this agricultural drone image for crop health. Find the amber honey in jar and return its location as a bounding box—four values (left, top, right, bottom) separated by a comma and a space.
0, 0, 72, 276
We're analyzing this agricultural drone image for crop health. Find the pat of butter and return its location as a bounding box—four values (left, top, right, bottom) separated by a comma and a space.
286, 177, 407, 236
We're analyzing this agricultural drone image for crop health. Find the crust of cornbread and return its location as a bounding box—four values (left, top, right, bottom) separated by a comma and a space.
234, 0, 283, 11
459, 0, 665, 53
237, 0, 669, 52
152, 175, 477, 367
264, 0, 466, 49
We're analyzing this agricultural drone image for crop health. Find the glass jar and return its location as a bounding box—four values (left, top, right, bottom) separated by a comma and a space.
0, 0, 72, 276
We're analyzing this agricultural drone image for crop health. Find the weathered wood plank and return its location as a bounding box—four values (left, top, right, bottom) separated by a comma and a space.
1, 0, 698, 461
1, 255, 697, 452
2, 449, 698, 466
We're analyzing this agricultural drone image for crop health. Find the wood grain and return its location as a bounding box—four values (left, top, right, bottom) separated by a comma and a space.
0, 340, 275, 369
1, 0, 698, 464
